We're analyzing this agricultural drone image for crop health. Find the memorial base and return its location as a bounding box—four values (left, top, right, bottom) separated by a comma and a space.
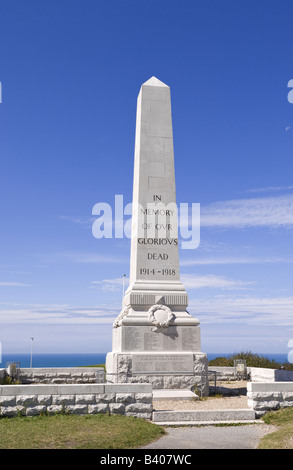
106, 351, 209, 396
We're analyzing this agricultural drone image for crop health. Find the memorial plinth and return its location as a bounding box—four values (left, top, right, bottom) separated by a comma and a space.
106, 77, 208, 393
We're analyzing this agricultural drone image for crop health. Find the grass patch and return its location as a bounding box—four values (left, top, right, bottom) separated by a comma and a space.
258, 408, 293, 449
0, 414, 165, 449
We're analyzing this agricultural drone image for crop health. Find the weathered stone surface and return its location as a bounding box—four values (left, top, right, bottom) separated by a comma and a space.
115, 393, 134, 404
37, 395, 52, 405
105, 383, 152, 393
52, 395, 75, 405
0, 395, 16, 406
153, 409, 256, 422
66, 405, 88, 415
247, 382, 293, 413
16, 395, 38, 406
282, 392, 293, 401
75, 394, 96, 404
18, 367, 104, 385
109, 403, 125, 414
126, 412, 152, 419
125, 403, 152, 414
88, 404, 109, 414
47, 405, 63, 415
0, 406, 25, 417
26, 405, 47, 416
253, 400, 280, 411
135, 393, 152, 403
95, 393, 116, 403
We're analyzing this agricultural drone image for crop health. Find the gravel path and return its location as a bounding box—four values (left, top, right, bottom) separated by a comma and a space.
153, 395, 248, 410
153, 381, 249, 411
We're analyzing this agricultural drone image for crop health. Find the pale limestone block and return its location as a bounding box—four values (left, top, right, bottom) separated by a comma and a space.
16, 395, 38, 406
125, 412, 152, 419
0, 396, 16, 406
280, 401, 293, 408
47, 405, 63, 415
88, 404, 109, 414
254, 392, 282, 401
254, 400, 280, 411
75, 394, 96, 404
26, 405, 46, 416
109, 403, 125, 414
1, 406, 25, 417
37, 395, 52, 405
282, 392, 293, 401
95, 393, 116, 403
52, 395, 75, 405
65, 405, 88, 415
125, 403, 152, 414
135, 393, 152, 404
115, 393, 134, 404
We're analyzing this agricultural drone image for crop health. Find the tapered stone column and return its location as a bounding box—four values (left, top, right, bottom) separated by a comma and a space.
106, 77, 208, 393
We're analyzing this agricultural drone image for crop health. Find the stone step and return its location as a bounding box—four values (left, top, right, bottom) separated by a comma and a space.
152, 389, 198, 401
152, 409, 256, 425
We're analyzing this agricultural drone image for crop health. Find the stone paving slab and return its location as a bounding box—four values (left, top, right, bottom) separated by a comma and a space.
152, 389, 198, 401
152, 409, 256, 423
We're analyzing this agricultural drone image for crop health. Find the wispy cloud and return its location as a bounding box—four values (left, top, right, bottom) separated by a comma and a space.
180, 256, 293, 266
0, 303, 117, 324
189, 295, 293, 327
58, 215, 95, 228
246, 185, 293, 194
38, 252, 128, 265
0, 282, 31, 287
181, 274, 253, 290
200, 194, 293, 228
91, 277, 129, 292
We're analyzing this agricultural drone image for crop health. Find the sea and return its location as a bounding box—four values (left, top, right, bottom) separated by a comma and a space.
0, 352, 290, 368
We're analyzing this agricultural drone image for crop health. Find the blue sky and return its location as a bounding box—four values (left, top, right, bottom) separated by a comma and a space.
0, 0, 293, 357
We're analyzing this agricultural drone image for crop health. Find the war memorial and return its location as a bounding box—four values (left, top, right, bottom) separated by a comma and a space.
106, 76, 209, 393
1, 78, 293, 424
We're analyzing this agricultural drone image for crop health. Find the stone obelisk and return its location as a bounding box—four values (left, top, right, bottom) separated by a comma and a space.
106, 77, 208, 392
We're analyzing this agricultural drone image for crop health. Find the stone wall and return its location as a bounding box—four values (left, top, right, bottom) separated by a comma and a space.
0, 383, 152, 419
106, 353, 209, 396
247, 382, 293, 417
208, 367, 238, 381
18, 367, 104, 384
249, 367, 293, 383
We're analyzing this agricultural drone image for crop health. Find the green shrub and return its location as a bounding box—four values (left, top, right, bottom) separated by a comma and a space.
208, 351, 293, 370
0, 376, 22, 385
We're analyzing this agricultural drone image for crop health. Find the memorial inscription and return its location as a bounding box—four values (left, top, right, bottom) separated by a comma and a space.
132, 354, 194, 373
122, 326, 200, 352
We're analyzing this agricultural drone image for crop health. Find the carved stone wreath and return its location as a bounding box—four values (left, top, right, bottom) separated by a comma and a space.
148, 304, 175, 329
113, 305, 131, 328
